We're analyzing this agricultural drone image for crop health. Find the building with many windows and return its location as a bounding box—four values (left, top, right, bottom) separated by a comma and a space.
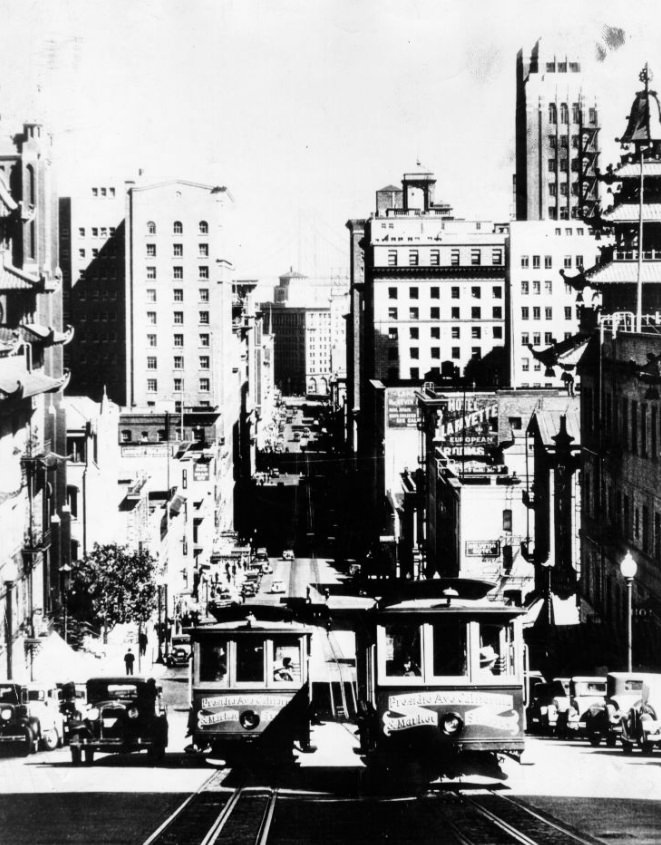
509, 220, 599, 388
515, 38, 600, 221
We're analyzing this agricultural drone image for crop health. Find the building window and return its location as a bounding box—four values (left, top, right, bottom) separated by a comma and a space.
430, 250, 440, 266
564, 306, 572, 320
471, 286, 481, 299
430, 286, 439, 299
410, 347, 419, 360
173, 243, 183, 257
409, 327, 419, 339
410, 368, 419, 379
545, 307, 553, 319
147, 267, 157, 279
174, 356, 184, 369
388, 307, 398, 319
430, 326, 440, 339
199, 334, 210, 346
493, 326, 503, 339
199, 288, 209, 302
544, 332, 553, 344
451, 286, 460, 299
430, 307, 440, 319
174, 334, 184, 346
174, 312, 184, 324
450, 249, 460, 266
470, 249, 481, 266
522, 307, 529, 320
387, 250, 397, 266
431, 347, 440, 359
200, 356, 210, 369
452, 326, 460, 339
200, 378, 210, 392
199, 266, 209, 279
471, 347, 481, 359
147, 356, 157, 369
521, 333, 529, 345
147, 311, 157, 324
533, 332, 541, 345
388, 287, 398, 300
549, 103, 557, 124
471, 307, 481, 319
493, 306, 502, 318
409, 308, 419, 320
173, 266, 183, 279
173, 221, 183, 234
521, 256, 529, 268
533, 307, 541, 320
147, 221, 156, 235
199, 311, 209, 324
451, 307, 460, 319
146, 289, 157, 302
532, 255, 540, 269
544, 280, 553, 294
409, 286, 419, 299
199, 220, 208, 234
146, 244, 156, 257
409, 250, 419, 267
199, 243, 209, 257
174, 378, 183, 392
548, 159, 556, 173
388, 327, 398, 340
560, 102, 568, 123
493, 286, 502, 299
147, 334, 157, 347
452, 347, 460, 359
174, 289, 184, 301
147, 379, 157, 392
492, 248, 503, 265
503, 509, 512, 531
522, 358, 529, 372
471, 327, 481, 339
521, 281, 529, 295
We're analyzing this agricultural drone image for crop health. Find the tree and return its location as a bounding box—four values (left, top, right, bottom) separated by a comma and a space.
68, 543, 158, 640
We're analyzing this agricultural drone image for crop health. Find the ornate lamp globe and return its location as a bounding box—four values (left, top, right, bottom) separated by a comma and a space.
620, 552, 638, 580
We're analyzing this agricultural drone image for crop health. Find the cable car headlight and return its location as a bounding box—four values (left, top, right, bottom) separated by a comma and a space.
239, 710, 260, 730
440, 712, 463, 736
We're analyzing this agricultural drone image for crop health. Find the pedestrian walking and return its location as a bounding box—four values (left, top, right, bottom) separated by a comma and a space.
124, 648, 135, 676
138, 631, 148, 657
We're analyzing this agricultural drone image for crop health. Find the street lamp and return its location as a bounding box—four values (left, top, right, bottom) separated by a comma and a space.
3, 560, 20, 680
620, 551, 638, 672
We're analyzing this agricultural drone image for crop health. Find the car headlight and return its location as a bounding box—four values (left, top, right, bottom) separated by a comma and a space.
440, 712, 463, 736
86, 707, 100, 721
0, 707, 12, 720
127, 707, 139, 719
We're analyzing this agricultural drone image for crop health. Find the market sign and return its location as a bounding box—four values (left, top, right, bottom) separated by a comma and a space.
466, 540, 500, 557
193, 460, 211, 481
387, 388, 418, 429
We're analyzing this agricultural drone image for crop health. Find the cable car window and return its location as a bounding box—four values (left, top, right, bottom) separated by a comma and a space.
384, 625, 422, 677
236, 638, 265, 683
477, 622, 514, 678
272, 636, 301, 683
199, 641, 228, 684
431, 621, 467, 677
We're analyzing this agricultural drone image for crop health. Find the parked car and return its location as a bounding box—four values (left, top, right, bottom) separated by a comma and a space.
559, 676, 607, 737
620, 674, 661, 754
583, 672, 652, 747
69, 677, 168, 765
166, 634, 192, 667
241, 582, 258, 598
57, 681, 87, 743
525, 680, 568, 734
270, 579, 286, 594
25, 682, 66, 750
282, 549, 295, 561
255, 547, 269, 561
545, 677, 571, 733
0, 682, 37, 755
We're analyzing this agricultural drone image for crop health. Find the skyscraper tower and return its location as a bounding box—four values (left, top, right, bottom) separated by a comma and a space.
515, 39, 600, 222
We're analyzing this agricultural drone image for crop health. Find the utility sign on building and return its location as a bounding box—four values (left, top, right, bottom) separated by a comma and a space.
387, 388, 418, 428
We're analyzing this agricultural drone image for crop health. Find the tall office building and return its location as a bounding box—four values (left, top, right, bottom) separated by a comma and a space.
515, 39, 600, 222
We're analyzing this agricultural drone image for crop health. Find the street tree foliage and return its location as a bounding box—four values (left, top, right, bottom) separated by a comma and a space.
69, 543, 158, 633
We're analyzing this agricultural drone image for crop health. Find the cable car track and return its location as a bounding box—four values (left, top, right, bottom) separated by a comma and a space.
424, 789, 602, 845
142, 770, 278, 845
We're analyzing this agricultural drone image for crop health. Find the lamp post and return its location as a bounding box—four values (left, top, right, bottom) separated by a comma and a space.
620, 551, 638, 672
59, 563, 72, 644
3, 560, 20, 680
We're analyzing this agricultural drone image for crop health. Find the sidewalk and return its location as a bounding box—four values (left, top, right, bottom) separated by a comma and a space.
82, 622, 167, 680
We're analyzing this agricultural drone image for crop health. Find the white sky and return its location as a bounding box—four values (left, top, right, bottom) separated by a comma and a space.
0, 0, 659, 279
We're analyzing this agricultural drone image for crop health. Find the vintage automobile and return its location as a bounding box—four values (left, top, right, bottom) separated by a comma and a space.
282, 549, 295, 561
621, 674, 661, 754
584, 673, 655, 747
26, 682, 66, 750
166, 634, 192, 667
544, 677, 571, 733
558, 676, 606, 737
525, 680, 568, 734
270, 579, 286, 594
0, 682, 38, 755
69, 677, 168, 765
57, 682, 87, 744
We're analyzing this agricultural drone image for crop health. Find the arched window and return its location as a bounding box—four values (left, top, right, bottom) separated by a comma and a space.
147, 221, 156, 235
26, 164, 36, 205
173, 221, 183, 234
199, 220, 208, 234
548, 103, 557, 124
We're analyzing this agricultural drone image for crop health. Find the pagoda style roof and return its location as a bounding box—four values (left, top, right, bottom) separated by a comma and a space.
0, 357, 70, 400
0, 252, 42, 291
527, 333, 591, 373
587, 260, 661, 284
614, 160, 661, 178
602, 202, 661, 223
19, 322, 74, 346
530, 408, 581, 449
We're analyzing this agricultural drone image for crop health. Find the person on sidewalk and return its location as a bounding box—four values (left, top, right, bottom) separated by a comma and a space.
138, 631, 148, 658
124, 648, 135, 676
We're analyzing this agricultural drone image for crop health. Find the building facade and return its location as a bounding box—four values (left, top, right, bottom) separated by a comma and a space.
0, 121, 71, 679
515, 38, 600, 221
